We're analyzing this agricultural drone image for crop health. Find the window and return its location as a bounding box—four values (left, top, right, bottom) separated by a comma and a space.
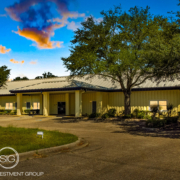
33, 102, 40, 110
92, 101, 96, 113
5, 103, 13, 110
150, 100, 167, 111
26, 102, 30, 109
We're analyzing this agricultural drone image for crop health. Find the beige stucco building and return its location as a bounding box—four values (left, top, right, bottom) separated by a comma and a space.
1, 75, 180, 117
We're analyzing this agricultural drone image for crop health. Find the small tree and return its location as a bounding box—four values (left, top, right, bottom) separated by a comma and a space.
0, 66, 10, 87
13, 76, 29, 81
62, 5, 176, 115
167, 103, 173, 117
35, 72, 57, 79
150, 105, 159, 120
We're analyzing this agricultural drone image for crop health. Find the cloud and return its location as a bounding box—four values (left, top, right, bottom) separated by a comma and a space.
13, 26, 63, 49
0, 14, 7, 17
6, 0, 85, 49
67, 21, 80, 31
29, 60, 37, 65
0, 45, 11, 54
10, 59, 24, 64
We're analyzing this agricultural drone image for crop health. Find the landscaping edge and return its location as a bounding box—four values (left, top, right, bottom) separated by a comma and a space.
18, 137, 84, 160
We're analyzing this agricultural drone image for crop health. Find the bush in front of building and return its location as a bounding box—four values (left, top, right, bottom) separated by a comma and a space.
0, 110, 16, 115
101, 113, 110, 120
89, 113, 101, 118
107, 108, 117, 117
146, 116, 178, 128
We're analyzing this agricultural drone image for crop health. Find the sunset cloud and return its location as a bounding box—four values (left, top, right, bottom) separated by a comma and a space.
6, 0, 85, 49
10, 59, 24, 64
13, 26, 63, 49
29, 60, 37, 65
0, 45, 11, 54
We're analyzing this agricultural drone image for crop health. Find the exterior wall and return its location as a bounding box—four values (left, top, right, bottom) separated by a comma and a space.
49, 93, 65, 114
82, 92, 108, 115
22, 94, 42, 114
108, 90, 180, 115
0, 96, 16, 110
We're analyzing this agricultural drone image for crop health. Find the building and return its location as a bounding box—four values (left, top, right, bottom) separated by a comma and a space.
0, 75, 180, 117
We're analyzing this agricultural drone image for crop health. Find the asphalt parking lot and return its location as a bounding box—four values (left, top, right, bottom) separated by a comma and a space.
0, 115, 180, 180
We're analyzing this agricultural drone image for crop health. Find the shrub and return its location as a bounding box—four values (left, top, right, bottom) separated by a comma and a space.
150, 105, 159, 119
133, 109, 139, 118
146, 119, 165, 128
167, 103, 173, 117
24, 110, 30, 114
137, 111, 146, 119
101, 113, 109, 119
107, 108, 117, 117
146, 116, 178, 128
89, 113, 101, 118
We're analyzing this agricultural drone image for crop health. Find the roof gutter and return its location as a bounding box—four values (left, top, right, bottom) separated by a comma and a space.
9, 86, 180, 94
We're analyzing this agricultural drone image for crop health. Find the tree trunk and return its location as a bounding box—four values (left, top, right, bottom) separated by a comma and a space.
124, 91, 131, 115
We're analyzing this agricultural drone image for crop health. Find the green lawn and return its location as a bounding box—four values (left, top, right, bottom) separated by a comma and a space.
0, 126, 78, 155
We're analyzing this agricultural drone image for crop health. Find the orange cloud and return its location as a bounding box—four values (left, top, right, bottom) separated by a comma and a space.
10, 59, 24, 64
0, 45, 11, 54
29, 60, 37, 65
13, 26, 63, 49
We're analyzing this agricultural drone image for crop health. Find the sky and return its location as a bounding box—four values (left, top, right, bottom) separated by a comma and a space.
0, 0, 179, 80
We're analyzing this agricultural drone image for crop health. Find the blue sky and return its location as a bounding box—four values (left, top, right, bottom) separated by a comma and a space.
0, 0, 179, 80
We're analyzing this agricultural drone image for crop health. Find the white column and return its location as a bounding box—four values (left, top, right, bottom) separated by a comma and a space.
43, 92, 49, 116
17, 93, 22, 116
65, 93, 69, 116
75, 90, 82, 117
96, 92, 102, 114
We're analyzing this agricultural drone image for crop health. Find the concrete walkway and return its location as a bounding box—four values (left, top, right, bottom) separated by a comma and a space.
0, 116, 180, 180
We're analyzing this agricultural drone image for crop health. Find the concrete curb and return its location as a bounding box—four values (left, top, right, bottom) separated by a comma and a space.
19, 138, 82, 160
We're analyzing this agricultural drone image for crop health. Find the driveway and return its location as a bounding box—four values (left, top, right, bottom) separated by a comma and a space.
0, 116, 180, 180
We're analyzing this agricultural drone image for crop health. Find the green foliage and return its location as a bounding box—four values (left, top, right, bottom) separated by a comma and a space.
13, 77, 29, 81
101, 113, 110, 119
0, 66, 10, 88
24, 110, 31, 114
133, 109, 140, 118
150, 105, 159, 119
146, 116, 178, 128
107, 108, 116, 117
167, 103, 173, 117
137, 111, 146, 119
61, 5, 174, 115
132, 109, 150, 119
35, 72, 57, 79
0, 110, 13, 115
89, 113, 101, 118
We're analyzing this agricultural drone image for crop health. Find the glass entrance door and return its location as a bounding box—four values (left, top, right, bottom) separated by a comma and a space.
58, 102, 66, 115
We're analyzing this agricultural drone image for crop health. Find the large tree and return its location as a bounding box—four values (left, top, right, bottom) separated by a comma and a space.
0, 66, 10, 87
13, 76, 29, 81
62, 6, 179, 115
35, 72, 57, 79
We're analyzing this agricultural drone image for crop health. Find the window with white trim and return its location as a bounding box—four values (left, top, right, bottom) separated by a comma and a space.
149, 100, 167, 111
5, 103, 13, 110
33, 102, 40, 110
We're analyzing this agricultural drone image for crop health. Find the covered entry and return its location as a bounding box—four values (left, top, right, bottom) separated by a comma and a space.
58, 102, 66, 115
